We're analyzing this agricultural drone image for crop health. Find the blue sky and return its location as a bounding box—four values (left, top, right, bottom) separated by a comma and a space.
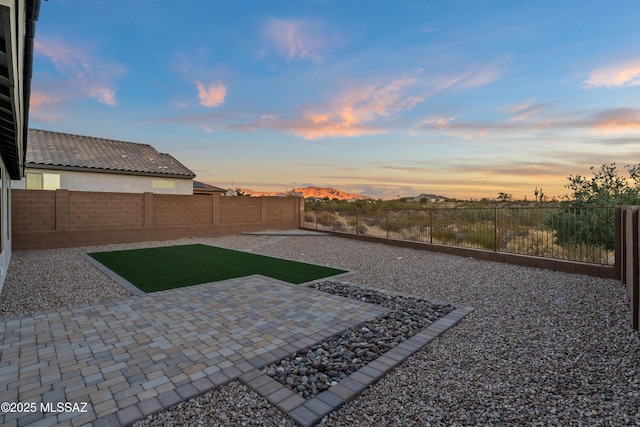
29, 0, 640, 199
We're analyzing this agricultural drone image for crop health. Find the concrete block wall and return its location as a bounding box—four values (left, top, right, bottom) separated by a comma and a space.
154, 194, 213, 227
68, 191, 144, 230
11, 189, 302, 250
12, 190, 55, 232
219, 197, 261, 224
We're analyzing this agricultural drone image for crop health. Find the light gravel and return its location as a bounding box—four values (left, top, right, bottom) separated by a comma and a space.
2, 234, 639, 426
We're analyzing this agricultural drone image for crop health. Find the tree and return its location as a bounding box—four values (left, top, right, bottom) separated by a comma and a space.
565, 163, 640, 206
234, 187, 249, 196
497, 192, 513, 202
549, 163, 640, 251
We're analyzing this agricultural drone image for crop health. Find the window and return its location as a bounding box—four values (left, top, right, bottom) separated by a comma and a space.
152, 179, 175, 189
26, 172, 42, 189
26, 172, 60, 190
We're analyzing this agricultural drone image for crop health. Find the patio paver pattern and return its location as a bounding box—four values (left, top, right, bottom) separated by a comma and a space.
0, 275, 387, 427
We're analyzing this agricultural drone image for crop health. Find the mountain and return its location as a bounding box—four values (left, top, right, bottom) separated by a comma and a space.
240, 186, 368, 200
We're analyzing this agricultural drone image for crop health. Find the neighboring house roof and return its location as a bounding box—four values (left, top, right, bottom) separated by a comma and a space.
193, 181, 226, 194
0, 0, 41, 179
26, 129, 196, 179
411, 193, 448, 201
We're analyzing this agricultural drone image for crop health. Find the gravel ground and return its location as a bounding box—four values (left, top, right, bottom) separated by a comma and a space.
2, 234, 639, 426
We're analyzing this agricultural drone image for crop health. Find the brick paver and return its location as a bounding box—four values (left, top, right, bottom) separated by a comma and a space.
0, 275, 386, 426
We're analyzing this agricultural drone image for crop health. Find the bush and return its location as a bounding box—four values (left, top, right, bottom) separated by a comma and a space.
316, 211, 335, 227
548, 207, 614, 250
462, 223, 496, 249
355, 223, 368, 234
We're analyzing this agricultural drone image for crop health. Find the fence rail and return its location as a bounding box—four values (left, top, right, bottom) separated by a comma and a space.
304, 207, 615, 265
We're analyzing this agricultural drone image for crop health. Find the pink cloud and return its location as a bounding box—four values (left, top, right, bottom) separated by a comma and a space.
262, 18, 328, 62
34, 38, 124, 107
425, 62, 503, 91
157, 63, 502, 139
29, 89, 69, 122
261, 75, 426, 139
584, 60, 640, 88
196, 81, 226, 107
416, 107, 640, 138
589, 108, 640, 135
508, 100, 551, 122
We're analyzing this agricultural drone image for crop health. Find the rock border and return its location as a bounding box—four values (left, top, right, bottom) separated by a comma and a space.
239, 304, 474, 427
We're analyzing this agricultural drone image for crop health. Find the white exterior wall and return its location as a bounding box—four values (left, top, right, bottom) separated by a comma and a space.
13, 169, 194, 194
0, 158, 11, 293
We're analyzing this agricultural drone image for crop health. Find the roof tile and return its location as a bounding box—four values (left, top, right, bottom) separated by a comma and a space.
27, 129, 196, 178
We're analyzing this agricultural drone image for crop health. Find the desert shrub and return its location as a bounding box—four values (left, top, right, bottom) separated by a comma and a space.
335, 219, 346, 231
431, 225, 458, 244
458, 208, 493, 222
401, 226, 427, 242
461, 223, 496, 249
380, 214, 409, 233
547, 207, 614, 250
304, 212, 315, 223
316, 211, 335, 227
355, 223, 368, 234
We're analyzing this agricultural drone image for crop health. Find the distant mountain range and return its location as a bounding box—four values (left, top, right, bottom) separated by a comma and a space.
240, 186, 368, 200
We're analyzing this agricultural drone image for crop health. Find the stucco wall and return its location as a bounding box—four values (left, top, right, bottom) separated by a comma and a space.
0, 161, 12, 293
12, 169, 194, 195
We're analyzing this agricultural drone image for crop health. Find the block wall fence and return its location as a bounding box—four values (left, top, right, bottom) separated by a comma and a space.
11, 189, 304, 250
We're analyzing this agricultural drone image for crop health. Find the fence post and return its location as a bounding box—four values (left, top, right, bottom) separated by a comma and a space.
614, 206, 622, 280
494, 207, 498, 252
143, 192, 154, 228
429, 209, 433, 244
386, 209, 389, 239
55, 189, 69, 231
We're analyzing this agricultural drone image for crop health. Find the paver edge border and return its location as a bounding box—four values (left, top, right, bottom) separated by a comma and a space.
81, 253, 145, 297
243, 303, 475, 427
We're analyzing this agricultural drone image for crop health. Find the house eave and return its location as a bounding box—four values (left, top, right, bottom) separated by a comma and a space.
25, 163, 196, 180
0, 0, 39, 180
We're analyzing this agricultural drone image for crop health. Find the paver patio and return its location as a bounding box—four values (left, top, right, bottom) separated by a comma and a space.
0, 275, 387, 426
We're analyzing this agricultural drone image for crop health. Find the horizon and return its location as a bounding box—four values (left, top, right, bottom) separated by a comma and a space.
28, 1, 640, 200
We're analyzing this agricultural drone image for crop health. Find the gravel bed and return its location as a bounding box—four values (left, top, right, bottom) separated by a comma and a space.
263, 281, 454, 399
2, 234, 640, 426
134, 381, 295, 427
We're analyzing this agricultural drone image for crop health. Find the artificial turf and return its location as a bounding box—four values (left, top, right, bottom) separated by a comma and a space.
88, 244, 346, 293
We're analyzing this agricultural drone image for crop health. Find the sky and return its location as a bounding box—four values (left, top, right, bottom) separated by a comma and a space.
28, 0, 640, 200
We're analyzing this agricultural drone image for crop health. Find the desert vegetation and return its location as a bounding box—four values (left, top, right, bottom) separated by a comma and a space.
304, 164, 640, 266
303, 207, 614, 264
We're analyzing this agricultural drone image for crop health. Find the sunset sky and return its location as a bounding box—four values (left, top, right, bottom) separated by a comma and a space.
29, 1, 640, 200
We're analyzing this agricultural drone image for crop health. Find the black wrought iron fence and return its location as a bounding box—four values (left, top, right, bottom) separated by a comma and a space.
303, 207, 615, 265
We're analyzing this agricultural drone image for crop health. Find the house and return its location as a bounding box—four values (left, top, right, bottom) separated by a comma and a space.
193, 180, 226, 195
13, 129, 196, 194
409, 193, 448, 203
0, 0, 41, 290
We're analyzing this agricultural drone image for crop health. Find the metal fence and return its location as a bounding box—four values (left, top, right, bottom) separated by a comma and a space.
303, 207, 615, 265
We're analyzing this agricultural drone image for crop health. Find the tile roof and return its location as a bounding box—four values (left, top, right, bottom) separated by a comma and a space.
27, 129, 195, 178
193, 181, 226, 193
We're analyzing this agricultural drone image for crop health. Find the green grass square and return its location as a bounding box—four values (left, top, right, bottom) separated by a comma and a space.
89, 244, 346, 293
